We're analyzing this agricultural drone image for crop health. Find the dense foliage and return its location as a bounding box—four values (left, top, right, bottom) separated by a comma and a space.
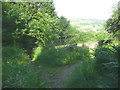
32, 46, 89, 66
2, 46, 45, 88
2, 2, 59, 47
105, 5, 120, 40
2, 1, 119, 88
2, 2, 78, 51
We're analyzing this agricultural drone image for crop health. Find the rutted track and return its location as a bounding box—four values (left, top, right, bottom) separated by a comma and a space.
39, 61, 82, 88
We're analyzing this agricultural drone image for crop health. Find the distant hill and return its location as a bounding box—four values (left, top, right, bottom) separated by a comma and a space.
68, 18, 105, 23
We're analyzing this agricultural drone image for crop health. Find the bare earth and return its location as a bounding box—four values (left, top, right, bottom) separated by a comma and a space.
39, 61, 82, 88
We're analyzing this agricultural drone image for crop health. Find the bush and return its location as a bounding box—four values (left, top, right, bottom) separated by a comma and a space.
33, 46, 90, 66
67, 44, 119, 88
94, 44, 118, 73
94, 44, 118, 88
3, 46, 29, 64
3, 46, 45, 88
35, 47, 63, 66
67, 59, 97, 88
61, 47, 90, 65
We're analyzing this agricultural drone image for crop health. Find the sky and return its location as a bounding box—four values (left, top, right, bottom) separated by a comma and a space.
53, 0, 119, 20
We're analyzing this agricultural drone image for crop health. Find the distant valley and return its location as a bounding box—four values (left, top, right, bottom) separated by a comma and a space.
68, 18, 105, 32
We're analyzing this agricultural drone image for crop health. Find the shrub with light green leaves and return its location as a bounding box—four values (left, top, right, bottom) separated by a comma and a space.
3, 46, 45, 88
67, 59, 97, 88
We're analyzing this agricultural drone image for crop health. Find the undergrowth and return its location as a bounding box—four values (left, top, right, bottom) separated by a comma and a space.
67, 43, 119, 88
67, 58, 97, 88
3, 46, 45, 88
32, 46, 90, 66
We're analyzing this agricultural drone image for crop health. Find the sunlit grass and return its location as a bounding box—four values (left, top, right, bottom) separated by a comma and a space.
55, 44, 67, 48
55, 43, 83, 48
77, 43, 82, 47
32, 46, 42, 61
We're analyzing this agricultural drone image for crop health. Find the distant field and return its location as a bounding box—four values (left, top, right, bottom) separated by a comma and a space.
68, 18, 105, 23
69, 18, 105, 32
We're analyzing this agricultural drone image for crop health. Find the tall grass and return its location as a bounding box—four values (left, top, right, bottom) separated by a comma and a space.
32, 46, 90, 66
67, 58, 97, 88
3, 46, 45, 88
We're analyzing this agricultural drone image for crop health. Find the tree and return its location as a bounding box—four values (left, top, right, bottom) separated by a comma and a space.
105, 4, 120, 40
2, 2, 61, 59
3, 2, 60, 47
64, 26, 79, 44
2, 2, 20, 46
2, 2, 82, 50
57, 16, 71, 45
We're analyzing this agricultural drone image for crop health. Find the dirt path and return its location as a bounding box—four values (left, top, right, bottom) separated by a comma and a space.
40, 61, 82, 88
